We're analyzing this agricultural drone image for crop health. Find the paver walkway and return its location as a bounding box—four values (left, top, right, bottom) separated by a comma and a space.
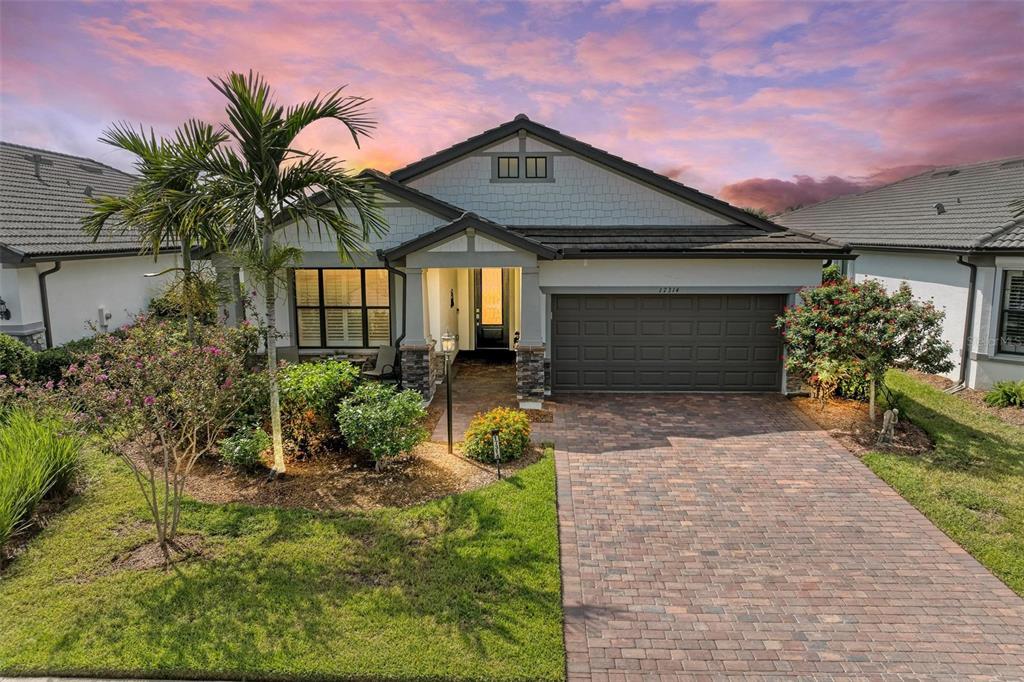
429, 354, 517, 442
552, 393, 1024, 680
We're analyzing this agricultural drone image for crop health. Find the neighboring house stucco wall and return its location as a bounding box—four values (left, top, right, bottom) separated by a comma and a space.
851, 251, 970, 381
1, 253, 179, 348
848, 249, 1024, 389
407, 136, 731, 226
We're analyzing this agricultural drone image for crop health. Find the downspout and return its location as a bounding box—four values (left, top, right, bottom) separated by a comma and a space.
38, 261, 62, 349
945, 255, 977, 394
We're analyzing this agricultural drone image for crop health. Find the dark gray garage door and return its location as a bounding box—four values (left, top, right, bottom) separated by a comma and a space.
551, 294, 784, 392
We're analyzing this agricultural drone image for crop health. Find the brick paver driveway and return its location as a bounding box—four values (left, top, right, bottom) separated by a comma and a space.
552, 394, 1024, 680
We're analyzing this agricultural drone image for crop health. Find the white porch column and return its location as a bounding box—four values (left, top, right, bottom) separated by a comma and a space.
519, 266, 543, 346
403, 267, 427, 345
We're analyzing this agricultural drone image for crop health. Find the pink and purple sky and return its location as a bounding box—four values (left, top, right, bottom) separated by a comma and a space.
2, 0, 1022, 213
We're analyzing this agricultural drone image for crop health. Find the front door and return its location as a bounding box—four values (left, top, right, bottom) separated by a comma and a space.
474, 268, 509, 349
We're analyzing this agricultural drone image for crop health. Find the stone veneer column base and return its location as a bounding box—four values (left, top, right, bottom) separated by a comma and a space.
516, 344, 546, 409
400, 344, 436, 401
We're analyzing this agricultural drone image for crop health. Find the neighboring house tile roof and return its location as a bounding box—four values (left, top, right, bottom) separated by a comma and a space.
777, 157, 1024, 251
0, 141, 161, 259
507, 225, 844, 257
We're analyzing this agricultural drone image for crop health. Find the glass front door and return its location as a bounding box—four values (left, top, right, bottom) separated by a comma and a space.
475, 268, 508, 348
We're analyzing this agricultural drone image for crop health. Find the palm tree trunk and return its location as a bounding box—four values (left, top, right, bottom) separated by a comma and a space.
262, 225, 286, 475
181, 237, 195, 341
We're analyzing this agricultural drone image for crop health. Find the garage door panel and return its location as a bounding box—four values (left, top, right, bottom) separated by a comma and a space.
552, 293, 783, 392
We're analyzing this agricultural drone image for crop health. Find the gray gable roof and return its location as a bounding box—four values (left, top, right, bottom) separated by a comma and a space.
777, 157, 1024, 251
0, 141, 163, 259
389, 114, 846, 246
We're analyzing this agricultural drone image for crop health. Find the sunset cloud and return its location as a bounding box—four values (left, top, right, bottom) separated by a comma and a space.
1, 0, 1021, 212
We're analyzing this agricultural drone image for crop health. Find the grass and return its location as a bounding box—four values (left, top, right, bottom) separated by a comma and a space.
864, 371, 1024, 596
0, 446, 565, 681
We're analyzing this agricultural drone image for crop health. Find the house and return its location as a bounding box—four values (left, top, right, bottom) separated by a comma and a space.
251, 114, 850, 406
778, 157, 1024, 390
0, 142, 180, 349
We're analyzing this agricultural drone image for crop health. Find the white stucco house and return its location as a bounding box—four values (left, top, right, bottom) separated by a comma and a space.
0, 142, 180, 349
255, 115, 850, 406
778, 156, 1024, 390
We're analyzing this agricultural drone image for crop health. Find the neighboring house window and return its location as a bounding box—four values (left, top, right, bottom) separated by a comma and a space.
999, 269, 1024, 355
497, 156, 519, 178
525, 156, 547, 178
294, 268, 390, 348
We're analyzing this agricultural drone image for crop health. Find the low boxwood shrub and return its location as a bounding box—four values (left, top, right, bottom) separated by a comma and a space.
984, 380, 1024, 408
464, 407, 531, 464
280, 359, 360, 418
219, 425, 271, 471
0, 409, 82, 549
336, 383, 427, 469
0, 334, 35, 380
32, 336, 99, 382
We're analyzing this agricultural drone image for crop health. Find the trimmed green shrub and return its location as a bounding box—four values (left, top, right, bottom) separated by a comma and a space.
464, 407, 531, 464
32, 336, 99, 382
280, 359, 360, 418
336, 383, 427, 469
148, 268, 225, 325
0, 409, 82, 549
219, 426, 271, 471
984, 380, 1024, 408
0, 334, 35, 380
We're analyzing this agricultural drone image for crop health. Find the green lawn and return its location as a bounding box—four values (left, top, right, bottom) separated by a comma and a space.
0, 448, 565, 681
864, 371, 1024, 596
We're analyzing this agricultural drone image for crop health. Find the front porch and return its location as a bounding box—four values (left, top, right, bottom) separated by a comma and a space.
389, 214, 554, 408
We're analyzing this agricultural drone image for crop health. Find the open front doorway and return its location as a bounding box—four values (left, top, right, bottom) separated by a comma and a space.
474, 267, 510, 349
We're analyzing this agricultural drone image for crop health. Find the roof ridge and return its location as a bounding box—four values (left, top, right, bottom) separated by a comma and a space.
0, 140, 137, 180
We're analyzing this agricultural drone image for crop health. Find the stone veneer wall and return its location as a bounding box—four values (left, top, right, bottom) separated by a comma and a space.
401, 344, 435, 400
516, 344, 546, 406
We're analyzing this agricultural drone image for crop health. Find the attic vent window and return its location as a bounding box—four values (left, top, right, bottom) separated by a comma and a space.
497, 156, 519, 178
77, 164, 104, 175
525, 156, 547, 178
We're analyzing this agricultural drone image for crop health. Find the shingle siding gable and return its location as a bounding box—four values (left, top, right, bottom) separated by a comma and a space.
406, 135, 731, 226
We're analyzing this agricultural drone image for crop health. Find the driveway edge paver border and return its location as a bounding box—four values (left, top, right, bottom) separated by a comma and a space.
555, 446, 590, 681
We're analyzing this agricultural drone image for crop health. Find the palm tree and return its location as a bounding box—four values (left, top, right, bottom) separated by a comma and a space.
83, 121, 228, 339
191, 71, 386, 476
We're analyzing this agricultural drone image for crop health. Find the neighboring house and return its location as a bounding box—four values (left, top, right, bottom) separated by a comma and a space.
251, 115, 850, 406
778, 157, 1024, 390
0, 142, 179, 349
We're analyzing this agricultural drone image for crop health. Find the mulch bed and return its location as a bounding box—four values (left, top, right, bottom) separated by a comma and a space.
791, 395, 933, 456
185, 442, 543, 512
907, 370, 1024, 428
110, 534, 205, 572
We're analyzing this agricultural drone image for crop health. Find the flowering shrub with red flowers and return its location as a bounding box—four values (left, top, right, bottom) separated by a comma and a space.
777, 274, 953, 415
65, 315, 263, 561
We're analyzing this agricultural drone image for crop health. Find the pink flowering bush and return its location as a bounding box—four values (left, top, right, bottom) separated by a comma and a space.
777, 273, 953, 415
67, 315, 263, 561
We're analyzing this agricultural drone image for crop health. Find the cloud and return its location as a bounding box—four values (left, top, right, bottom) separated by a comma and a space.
575, 29, 701, 84
697, 0, 815, 42
720, 165, 933, 214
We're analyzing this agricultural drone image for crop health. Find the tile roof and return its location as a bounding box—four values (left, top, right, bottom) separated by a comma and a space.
0, 141, 162, 258
776, 157, 1024, 251
508, 225, 847, 257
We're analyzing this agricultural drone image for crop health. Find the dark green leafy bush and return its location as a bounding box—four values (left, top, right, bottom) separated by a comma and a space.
464, 407, 531, 464
32, 336, 99, 382
0, 409, 82, 549
336, 383, 427, 468
279, 359, 360, 418
0, 334, 35, 380
219, 425, 270, 471
983, 380, 1024, 408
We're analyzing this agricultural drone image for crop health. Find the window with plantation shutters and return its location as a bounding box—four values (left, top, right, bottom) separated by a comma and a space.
293, 268, 391, 348
999, 270, 1024, 355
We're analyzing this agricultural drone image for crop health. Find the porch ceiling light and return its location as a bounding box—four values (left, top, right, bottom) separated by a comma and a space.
441, 331, 457, 357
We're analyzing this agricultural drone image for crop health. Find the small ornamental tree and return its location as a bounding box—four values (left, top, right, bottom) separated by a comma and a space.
68, 316, 262, 563
777, 275, 953, 418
